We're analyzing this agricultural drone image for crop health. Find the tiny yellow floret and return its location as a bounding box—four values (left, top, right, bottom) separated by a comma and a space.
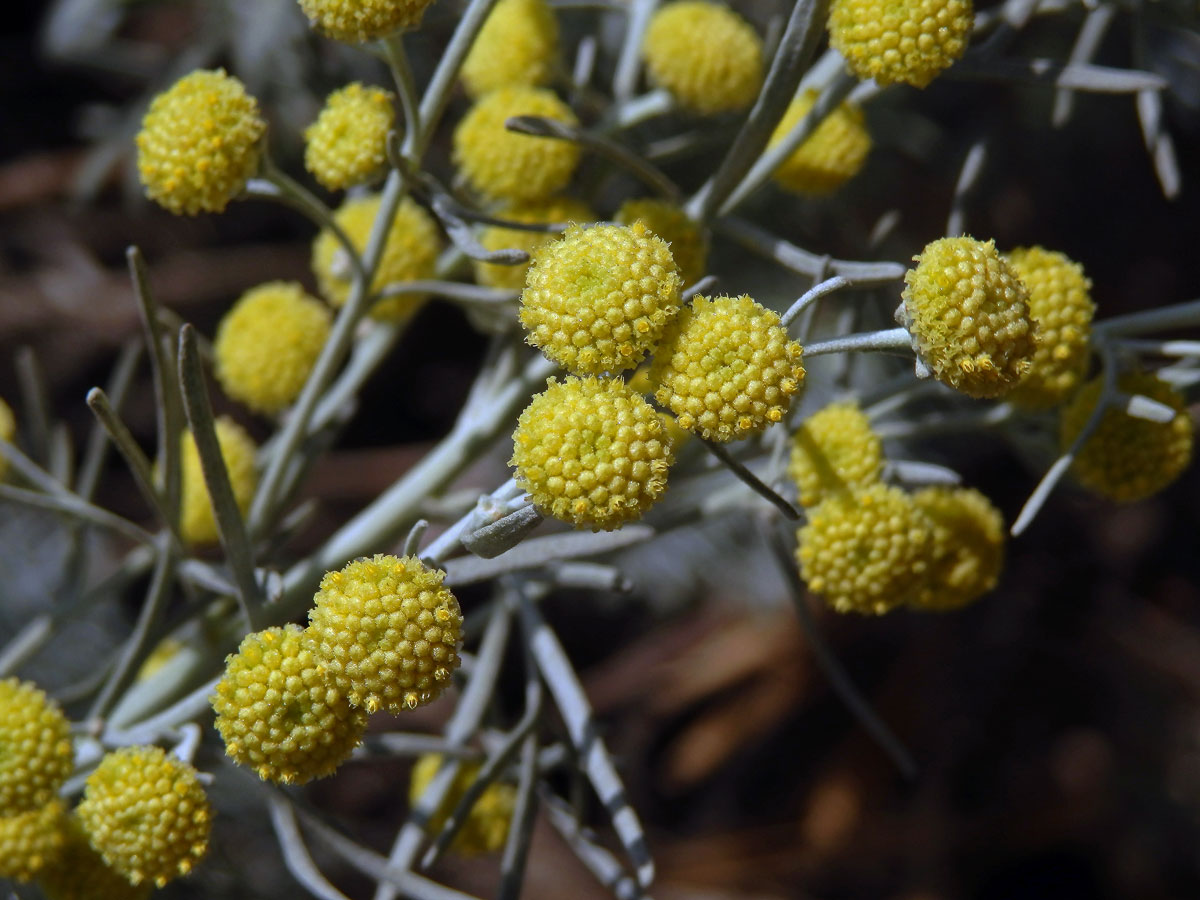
462, 0, 559, 98
215, 281, 332, 416
409, 754, 516, 855
649, 294, 805, 442
788, 402, 883, 507
829, 0, 973, 88
474, 195, 594, 290
136, 69, 265, 216
901, 236, 1037, 399
76, 747, 211, 888
305, 555, 464, 715
0, 396, 14, 481
0, 801, 66, 882
1059, 370, 1194, 503
179, 417, 258, 546
304, 83, 395, 191
0, 678, 74, 815
909, 486, 1005, 611
312, 193, 441, 320
642, 1, 763, 115
37, 814, 153, 900
453, 86, 581, 202
520, 222, 682, 375
615, 198, 709, 288
511, 376, 675, 530
297, 0, 434, 41
768, 89, 872, 195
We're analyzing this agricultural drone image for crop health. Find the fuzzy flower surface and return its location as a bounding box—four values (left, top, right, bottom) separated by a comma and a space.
649, 294, 805, 442
461, 0, 559, 98
788, 401, 883, 507
474, 195, 594, 290
304, 83, 395, 190
297, 0, 432, 41
520, 222, 682, 375
0, 678, 74, 815
642, 1, 764, 114
214, 281, 332, 416
1059, 371, 1194, 503
409, 754, 516, 855
768, 89, 871, 195
0, 800, 65, 882
901, 236, 1036, 399
1005, 246, 1095, 409
37, 815, 153, 900
615, 198, 709, 288
76, 747, 211, 888
212, 625, 368, 784
0, 396, 14, 481
179, 417, 258, 545
312, 194, 441, 320
909, 487, 1005, 611
829, 0, 973, 88
136, 69, 265, 216
511, 376, 675, 530
306, 555, 463, 714
453, 86, 581, 202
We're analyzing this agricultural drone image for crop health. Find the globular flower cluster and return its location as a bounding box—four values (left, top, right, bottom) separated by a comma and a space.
461, 0, 559, 98
909, 487, 1005, 612
136, 69, 266, 216
212, 625, 368, 784
37, 815, 153, 900
768, 89, 872, 195
298, 0, 433, 41
0, 678, 73, 814
901, 236, 1037, 399
305, 555, 464, 714
214, 281, 332, 416
788, 401, 883, 507
76, 746, 212, 888
615, 198, 709, 289
453, 86, 581, 202
304, 83, 395, 191
520, 222, 682, 374
409, 754, 516, 855
828, 0, 973, 88
642, 1, 764, 115
649, 294, 805, 442
179, 417, 258, 545
0, 800, 66, 882
511, 376, 675, 530
1060, 370, 1194, 503
0, 396, 14, 481
474, 195, 595, 290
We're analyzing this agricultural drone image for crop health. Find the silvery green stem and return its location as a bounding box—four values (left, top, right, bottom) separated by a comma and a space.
1052, 5, 1117, 127
497, 732, 540, 900
885, 459, 963, 487
382, 35, 421, 167
716, 216, 907, 282
78, 341, 141, 502
1093, 299, 1200, 337
1134, 12, 1181, 199
701, 438, 800, 520
539, 790, 643, 900
599, 89, 673, 132
946, 140, 988, 237
947, 55, 1166, 93
269, 797, 354, 900
15, 348, 51, 467
612, 0, 658, 102
780, 276, 851, 327
444, 526, 654, 586
0, 616, 52, 678
804, 327, 913, 356
0, 483, 154, 547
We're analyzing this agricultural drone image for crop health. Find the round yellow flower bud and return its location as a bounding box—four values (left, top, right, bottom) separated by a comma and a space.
306, 555, 463, 714
304, 83, 395, 191
0, 678, 73, 815
628, 365, 690, 447
136, 69, 266, 216
1060, 371, 1193, 503
909, 486, 1004, 611
312, 194, 441, 321
461, 0, 559, 99
901, 236, 1036, 399
615, 198, 709, 288
642, 1, 764, 115
214, 282, 332, 416
409, 754, 516, 855
179, 416, 258, 546
511, 376, 675, 530
649, 294, 805, 442
297, 0, 432, 42
473, 195, 594, 291
76, 747, 211, 888
1005, 247, 1095, 410
0, 801, 65, 882
768, 89, 871, 195
0, 396, 14, 481
453, 86, 581, 202
520, 222, 682, 375
212, 625, 368, 784
788, 401, 883, 507
796, 484, 933, 615
829, 0, 973, 88
38, 815, 152, 900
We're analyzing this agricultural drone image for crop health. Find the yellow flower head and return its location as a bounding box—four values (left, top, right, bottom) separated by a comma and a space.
409, 754, 516, 855
0, 801, 66, 883
829, 0, 973, 88
0, 396, 14, 481
312, 194, 441, 320
909, 486, 1005, 611
474, 195, 595, 291
648, 294, 805, 442
136, 69, 266, 216
768, 89, 871, 195
462, 0, 559, 99
788, 401, 883, 507
642, 1, 764, 114
179, 417, 258, 545
615, 198, 709, 288
304, 83, 395, 191
297, 0, 434, 41
37, 814, 153, 900
0, 678, 74, 815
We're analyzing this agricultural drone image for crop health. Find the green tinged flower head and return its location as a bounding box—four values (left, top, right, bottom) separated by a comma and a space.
474, 195, 595, 291
214, 281, 332, 416
136, 69, 266, 216
409, 754, 516, 855
453, 86, 581, 202
179, 417, 258, 545
0, 678, 73, 815
37, 814, 153, 900
312, 194, 441, 320
461, 0, 559, 98
648, 294, 805, 442
304, 83, 395, 191
0, 800, 65, 882
1060, 370, 1194, 503
511, 376, 675, 530
305, 555, 464, 714
768, 89, 872, 195
901, 236, 1037, 399
642, 1, 764, 114
909, 486, 1005, 611
788, 401, 883, 507
76, 747, 211, 888
0, 396, 14, 481
212, 625, 368, 784
615, 198, 709, 288
520, 222, 682, 374
829, 0, 973, 88
297, 0, 433, 41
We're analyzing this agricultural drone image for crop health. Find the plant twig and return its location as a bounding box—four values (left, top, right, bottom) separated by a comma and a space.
700, 439, 800, 520
268, 795, 355, 900
78, 341, 141, 502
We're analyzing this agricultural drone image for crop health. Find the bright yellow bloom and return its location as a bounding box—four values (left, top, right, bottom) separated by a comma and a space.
409, 754, 516, 855
615, 198, 709, 288
473, 195, 594, 290
909, 486, 1005, 611
0, 678, 73, 815
0, 801, 65, 883
829, 0, 973, 88
297, 0, 433, 41
0, 396, 14, 481
179, 417, 258, 545
462, 0, 559, 98
768, 89, 871, 194
788, 401, 883, 507
37, 814, 153, 900
304, 83, 395, 190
